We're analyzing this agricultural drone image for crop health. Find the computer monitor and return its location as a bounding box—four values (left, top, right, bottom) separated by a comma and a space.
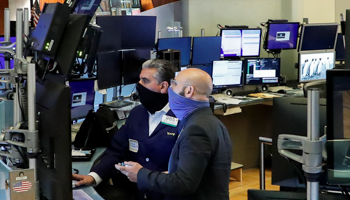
326, 69, 350, 186
265, 22, 299, 50
97, 51, 122, 90
335, 33, 345, 62
191, 36, 221, 66
70, 79, 95, 120
244, 58, 280, 85
0, 37, 16, 70
299, 51, 335, 82
97, 16, 156, 52
220, 28, 261, 58
298, 23, 339, 52
157, 37, 192, 66
122, 49, 151, 85
36, 77, 72, 200
212, 60, 243, 88
73, 0, 102, 16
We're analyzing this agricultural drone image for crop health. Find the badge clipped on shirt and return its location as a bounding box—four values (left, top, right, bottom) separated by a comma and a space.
161, 115, 178, 127
129, 139, 139, 153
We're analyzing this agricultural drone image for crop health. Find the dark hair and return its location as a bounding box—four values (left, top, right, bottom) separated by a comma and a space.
142, 59, 176, 84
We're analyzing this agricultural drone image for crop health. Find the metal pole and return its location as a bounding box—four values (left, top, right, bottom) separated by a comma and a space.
4, 8, 10, 42
16, 9, 23, 59
158, 31, 161, 39
4, 8, 10, 89
201, 28, 205, 37
259, 137, 272, 190
28, 63, 39, 200
307, 89, 320, 200
103, 94, 107, 103
13, 9, 24, 125
24, 8, 29, 44
260, 141, 265, 190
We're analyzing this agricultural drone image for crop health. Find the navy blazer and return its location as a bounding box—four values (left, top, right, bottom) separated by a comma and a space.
91, 105, 179, 199
137, 107, 232, 200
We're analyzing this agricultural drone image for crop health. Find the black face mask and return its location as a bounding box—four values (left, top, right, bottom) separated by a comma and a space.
136, 83, 169, 114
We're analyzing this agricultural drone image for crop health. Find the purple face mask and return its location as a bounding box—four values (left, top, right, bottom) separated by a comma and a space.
168, 87, 209, 120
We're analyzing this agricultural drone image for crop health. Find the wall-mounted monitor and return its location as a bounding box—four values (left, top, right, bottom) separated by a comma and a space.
220, 28, 261, 58
244, 58, 280, 85
191, 36, 221, 66
157, 37, 192, 66
265, 22, 299, 50
212, 60, 243, 88
298, 23, 338, 52
299, 51, 335, 82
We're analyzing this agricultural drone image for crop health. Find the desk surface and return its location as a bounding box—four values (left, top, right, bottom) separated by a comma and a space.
213, 89, 304, 115
72, 148, 106, 200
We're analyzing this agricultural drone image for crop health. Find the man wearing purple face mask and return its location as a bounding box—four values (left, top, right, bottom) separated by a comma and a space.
116, 68, 232, 200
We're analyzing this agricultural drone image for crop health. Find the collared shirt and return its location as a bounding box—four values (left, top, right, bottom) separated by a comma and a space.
148, 103, 170, 136
89, 103, 170, 186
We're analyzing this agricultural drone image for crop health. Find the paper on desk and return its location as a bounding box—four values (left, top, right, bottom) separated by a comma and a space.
248, 93, 279, 98
216, 97, 242, 105
73, 189, 93, 200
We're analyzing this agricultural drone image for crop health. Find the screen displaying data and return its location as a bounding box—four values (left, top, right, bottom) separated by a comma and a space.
212, 60, 243, 88
221, 29, 261, 57
244, 58, 280, 85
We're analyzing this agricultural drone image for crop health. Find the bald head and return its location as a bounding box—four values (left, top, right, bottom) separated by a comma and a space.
175, 68, 213, 100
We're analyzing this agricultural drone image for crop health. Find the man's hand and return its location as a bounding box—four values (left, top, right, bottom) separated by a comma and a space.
115, 161, 143, 183
72, 174, 96, 187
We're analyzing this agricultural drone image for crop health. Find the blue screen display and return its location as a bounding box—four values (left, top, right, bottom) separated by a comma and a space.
267, 23, 299, 50
0, 37, 16, 70
192, 36, 221, 65
158, 37, 192, 66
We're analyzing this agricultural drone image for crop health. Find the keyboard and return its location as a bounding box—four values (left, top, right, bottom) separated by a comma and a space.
268, 86, 293, 92
102, 100, 133, 108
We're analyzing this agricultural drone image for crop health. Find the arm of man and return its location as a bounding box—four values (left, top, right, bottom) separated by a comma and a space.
137, 125, 212, 195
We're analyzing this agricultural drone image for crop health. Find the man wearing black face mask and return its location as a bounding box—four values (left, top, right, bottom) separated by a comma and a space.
72, 59, 179, 200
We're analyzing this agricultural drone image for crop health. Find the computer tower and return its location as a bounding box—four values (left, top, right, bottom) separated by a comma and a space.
157, 49, 181, 71
30, 3, 71, 57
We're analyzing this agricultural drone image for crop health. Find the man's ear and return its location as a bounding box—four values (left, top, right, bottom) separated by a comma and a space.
185, 86, 195, 98
160, 81, 169, 94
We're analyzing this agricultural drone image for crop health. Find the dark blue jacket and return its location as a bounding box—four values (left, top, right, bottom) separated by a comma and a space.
91, 105, 179, 199
137, 107, 232, 200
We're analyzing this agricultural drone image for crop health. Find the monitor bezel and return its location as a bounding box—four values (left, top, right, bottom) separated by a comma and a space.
265, 22, 300, 50
220, 28, 262, 58
212, 60, 243, 88
326, 69, 350, 186
298, 23, 339, 52
243, 57, 281, 85
298, 50, 335, 83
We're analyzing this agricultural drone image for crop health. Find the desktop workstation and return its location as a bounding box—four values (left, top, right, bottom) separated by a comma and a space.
0, 1, 350, 199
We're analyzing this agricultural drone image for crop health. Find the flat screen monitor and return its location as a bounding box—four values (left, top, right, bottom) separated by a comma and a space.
0, 37, 16, 70
36, 78, 72, 200
191, 36, 221, 65
97, 16, 156, 52
220, 28, 261, 58
157, 37, 192, 66
335, 33, 345, 61
326, 69, 350, 186
265, 22, 299, 50
244, 58, 280, 85
299, 23, 338, 52
97, 51, 122, 90
122, 49, 150, 85
212, 60, 243, 88
73, 0, 102, 16
70, 79, 95, 120
299, 51, 335, 82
